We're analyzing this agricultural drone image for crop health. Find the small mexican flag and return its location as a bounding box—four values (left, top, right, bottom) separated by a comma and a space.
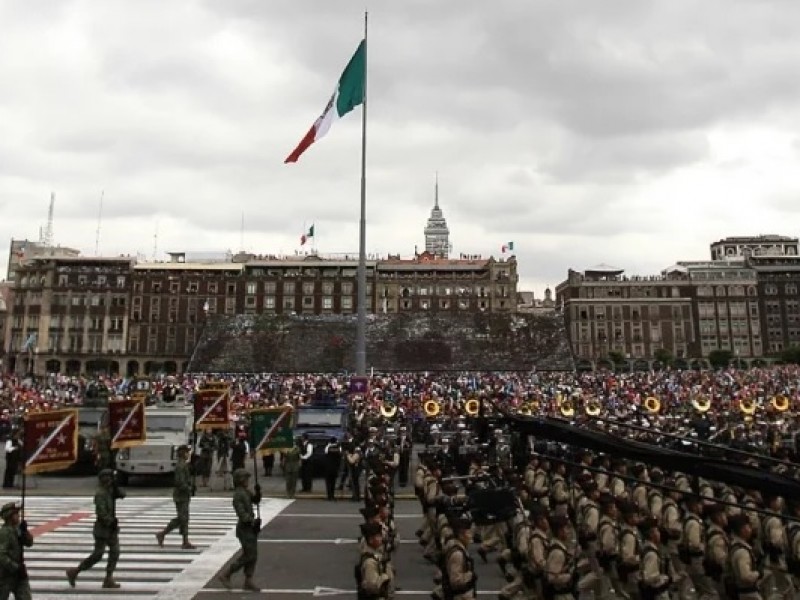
285, 41, 366, 163
301, 225, 315, 246
501, 241, 515, 253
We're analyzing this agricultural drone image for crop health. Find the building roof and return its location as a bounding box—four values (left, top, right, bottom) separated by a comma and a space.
134, 262, 245, 272
584, 263, 624, 274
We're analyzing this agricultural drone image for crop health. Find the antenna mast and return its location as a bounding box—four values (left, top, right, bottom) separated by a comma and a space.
152, 222, 159, 261
94, 190, 104, 255
43, 192, 55, 247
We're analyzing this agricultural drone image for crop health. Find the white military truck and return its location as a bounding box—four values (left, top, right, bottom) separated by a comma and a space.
115, 405, 193, 485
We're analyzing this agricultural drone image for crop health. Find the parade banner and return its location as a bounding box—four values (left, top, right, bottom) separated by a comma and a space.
108, 397, 147, 449
23, 409, 79, 474
249, 407, 294, 455
348, 376, 370, 396
193, 388, 231, 430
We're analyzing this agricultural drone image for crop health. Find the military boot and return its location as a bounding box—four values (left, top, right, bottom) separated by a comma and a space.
218, 569, 233, 590
243, 577, 260, 592
155, 530, 165, 547
65, 567, 79, 588
102, 576, 121, 589
182, 538, 197, 550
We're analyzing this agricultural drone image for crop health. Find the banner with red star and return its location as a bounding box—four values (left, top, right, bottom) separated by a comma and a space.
108, 397, 147, 449
23, 409, 79, 474
193, 388, 231, 431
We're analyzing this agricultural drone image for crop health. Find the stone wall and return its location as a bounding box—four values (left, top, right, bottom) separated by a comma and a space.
189, 312, 574, 373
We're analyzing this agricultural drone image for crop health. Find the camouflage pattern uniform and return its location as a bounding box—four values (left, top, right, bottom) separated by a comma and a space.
157, 446, 195, 549
66, 469, 125, 589
219, 468, 262, 592
0, 502, 33, 600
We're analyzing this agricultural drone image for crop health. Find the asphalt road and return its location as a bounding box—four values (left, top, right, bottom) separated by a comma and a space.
198, 498, 506, 600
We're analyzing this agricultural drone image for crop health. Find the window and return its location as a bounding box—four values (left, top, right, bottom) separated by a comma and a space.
78, 275, 87, 286
264, 296, 275, 310
58, 274, 68, 286
322, 297, 333, 310
697, 286, 713, 297
341, 297, 352, 310
133, 281, 143, 293
283, 282, 295, 295
303, 297, 314, 307
765, 284, 778, 296
440, 299, 450, 309
265, 282, 276, 294
246, 282, 257, 295
152, 281, 162, 292
226, 283, 236, 295
225, 297, 236, 315
110, 317, 123, 331
208, 282, 218, 294
342, 282, 353, 295
322, 282, 334, 295
187, 282, 199, 293
303, 282, 314, 295
787, 284, 798, 295
284, 297, 295, 311
245, 296, 256, 307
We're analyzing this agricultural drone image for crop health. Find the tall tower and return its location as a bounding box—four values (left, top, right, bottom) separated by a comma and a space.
424, 173, 450, 258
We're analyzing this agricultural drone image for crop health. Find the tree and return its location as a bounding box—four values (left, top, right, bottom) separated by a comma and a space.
608, 350, 626, 369
708, 349, 733, 369
653, 348, 673, 366
780, 346, 800, 365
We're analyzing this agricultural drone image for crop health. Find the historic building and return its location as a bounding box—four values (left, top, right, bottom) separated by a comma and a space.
710, 234, 798, 261
423, 176, 450, 258
5, 249, 518, 376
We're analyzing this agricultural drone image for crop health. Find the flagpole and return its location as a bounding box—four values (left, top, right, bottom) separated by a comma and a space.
355, 11, 368, 376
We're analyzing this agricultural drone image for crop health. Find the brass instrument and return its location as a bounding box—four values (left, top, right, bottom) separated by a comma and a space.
518, 403, 533, 416
739, 395, 756, 416
644, 396, 661, 414
380, 399, 398, 419
559, 395, 575, 418
464, 398, 480, 416
771, 394, 789, 412
424, 399, 441, 418
691, 393, 711, 413
585, 397, 601, 417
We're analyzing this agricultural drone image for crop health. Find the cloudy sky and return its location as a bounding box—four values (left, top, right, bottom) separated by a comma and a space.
2, 1, 800, 295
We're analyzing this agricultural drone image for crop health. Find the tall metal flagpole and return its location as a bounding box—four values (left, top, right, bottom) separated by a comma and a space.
355, 11, 368, 376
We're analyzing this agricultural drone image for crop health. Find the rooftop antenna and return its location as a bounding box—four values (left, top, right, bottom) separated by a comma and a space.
434, 171, 439, 209
94, 190, 104, 256
152, 221, 159, 261
42, 192, 55, 247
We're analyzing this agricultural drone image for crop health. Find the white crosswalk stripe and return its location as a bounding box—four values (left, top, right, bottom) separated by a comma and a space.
0, 495, 291, 600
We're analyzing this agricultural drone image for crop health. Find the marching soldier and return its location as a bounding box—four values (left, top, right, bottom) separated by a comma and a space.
545, 515, 576, 600
522, 506, 550, 599
550, 461, 569, 517
283, 438, 301, 499
218, 468, 262, 592
680, 495, 712, 599
357, 521, 393, 600
727, 514, 762, 600
156, 444, 196, 549
597, 493, 621, 597
0, 502, 32, 600
443, 515, 477, 600
639, 517, 677, 600
531, 457, 550, 507
704, 504, 729, 600
66, 469, 126, 589
618, 501, 643, 599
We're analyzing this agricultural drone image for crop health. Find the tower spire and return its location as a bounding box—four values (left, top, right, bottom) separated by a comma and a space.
434, 171, 439, 209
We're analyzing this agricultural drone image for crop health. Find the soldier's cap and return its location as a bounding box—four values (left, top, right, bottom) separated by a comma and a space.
598, 492, 616, 509
98, 468, 115, 479
726, 513, 749, 533
447, 513, 473, 532
703, 503, 726, 519
359, 505, 380, 520
0, 502, 20, 520
360, 521, 383, 539
638, 516, 660, 536
232, 468, 251, 484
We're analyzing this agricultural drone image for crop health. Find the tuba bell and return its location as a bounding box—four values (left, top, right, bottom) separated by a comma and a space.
424, 399, 441, 418
380, 399, 398, 419
691, 393, 711, 413
464, 398, 480, 416
518, 403, 533, 416
738, 394, 756, 416
644, 396, 661, 414
559, 395, 575, 418
585, 397, 602, 417
771, 394, 789, 412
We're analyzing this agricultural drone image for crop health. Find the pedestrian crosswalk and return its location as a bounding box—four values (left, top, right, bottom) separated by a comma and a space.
0, 495, 291, 600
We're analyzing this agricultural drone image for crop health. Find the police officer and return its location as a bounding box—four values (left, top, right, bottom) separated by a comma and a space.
219, 468, 262, 592
156, 445, 196, 549
0, 502, 32, 600
66, 468, 126, 589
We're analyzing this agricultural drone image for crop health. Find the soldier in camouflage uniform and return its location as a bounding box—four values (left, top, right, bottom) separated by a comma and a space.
66, 468, 126, 589
156, 445, 196, 549
0, 502, 33, 600
219, 468, 262, 592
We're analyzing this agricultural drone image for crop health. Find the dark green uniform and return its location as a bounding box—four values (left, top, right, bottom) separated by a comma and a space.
95, 429, 113, 470
283, 446, 301, 498
66, 469, 124, 589
157, 448, 195, 548
0, 503, 33, 600
219, 469, 261, 592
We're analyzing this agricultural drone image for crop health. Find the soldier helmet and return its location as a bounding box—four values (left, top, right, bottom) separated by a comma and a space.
232, 468, 251, 486
447, 513, 473, 533
98, 468, 115, 480
176, 444, 191, 455
0, 502, 20, 521
359, 505, 380, 520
